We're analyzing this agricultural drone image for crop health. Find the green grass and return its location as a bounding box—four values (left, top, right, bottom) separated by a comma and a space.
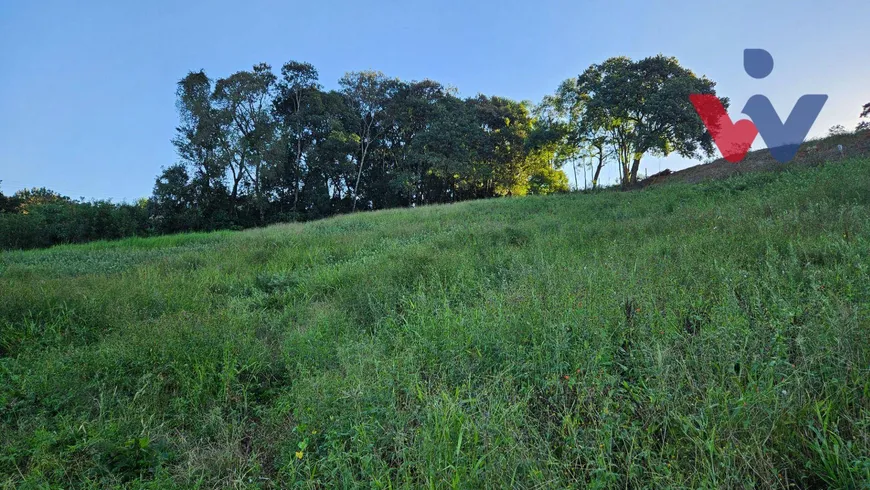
2, 158, 870, 488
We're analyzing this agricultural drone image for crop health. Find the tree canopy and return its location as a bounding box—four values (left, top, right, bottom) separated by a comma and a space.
555, 55, 722, 186
151, 61, 573, 230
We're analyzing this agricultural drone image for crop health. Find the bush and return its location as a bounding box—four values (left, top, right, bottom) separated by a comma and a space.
0, 200, 151, 250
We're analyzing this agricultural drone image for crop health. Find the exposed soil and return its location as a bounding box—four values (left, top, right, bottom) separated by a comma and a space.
642, 130, 870, 187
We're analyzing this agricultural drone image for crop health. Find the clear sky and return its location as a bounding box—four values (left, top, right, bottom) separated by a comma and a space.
1, 0, 868, 200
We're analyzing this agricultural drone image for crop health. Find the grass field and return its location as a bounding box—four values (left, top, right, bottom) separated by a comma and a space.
2, 158, 870, 488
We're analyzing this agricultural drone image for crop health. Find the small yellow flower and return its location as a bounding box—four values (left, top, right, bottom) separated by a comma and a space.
295, 451, 304, 460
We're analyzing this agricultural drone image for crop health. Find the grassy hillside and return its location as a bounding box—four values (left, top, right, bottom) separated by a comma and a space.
2, 157, 870, 488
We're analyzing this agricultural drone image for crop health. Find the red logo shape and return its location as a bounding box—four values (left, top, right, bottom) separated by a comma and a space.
690, 94, 758, 163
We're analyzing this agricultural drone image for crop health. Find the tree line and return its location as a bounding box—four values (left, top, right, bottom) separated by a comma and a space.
5, 54, 862, 250
151, 54, 728, 233
148, 62, 573, 233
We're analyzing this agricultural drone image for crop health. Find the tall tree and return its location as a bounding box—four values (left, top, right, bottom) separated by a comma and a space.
412, 94, 481, 203
339, 71, 398, 211
566, 55, 721, 187
212, 63, 277, 221
273, 61, 321, 214
300, 90, 357, 216
173, 71, 229, 226
379, 79, 447, 207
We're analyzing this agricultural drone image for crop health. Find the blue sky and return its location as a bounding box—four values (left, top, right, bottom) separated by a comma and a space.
1, 0, 868, 200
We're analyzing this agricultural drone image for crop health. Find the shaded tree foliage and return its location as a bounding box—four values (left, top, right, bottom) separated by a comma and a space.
148, 60, 571, 232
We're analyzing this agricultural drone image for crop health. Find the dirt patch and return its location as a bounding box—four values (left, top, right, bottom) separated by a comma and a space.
642, 130, 870, 187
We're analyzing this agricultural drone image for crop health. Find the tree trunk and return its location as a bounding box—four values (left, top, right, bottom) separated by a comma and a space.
230, 160, 244, 203
230, 170, 239, 201
629, 156, 642, 185
572, 159, 579, 191
592, 149, 605, 189
352, 115, 377, 212
592, 162, 604, 190
292, 139, 302, 213
256, 163, 265, 223
351, 145, 367, 212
